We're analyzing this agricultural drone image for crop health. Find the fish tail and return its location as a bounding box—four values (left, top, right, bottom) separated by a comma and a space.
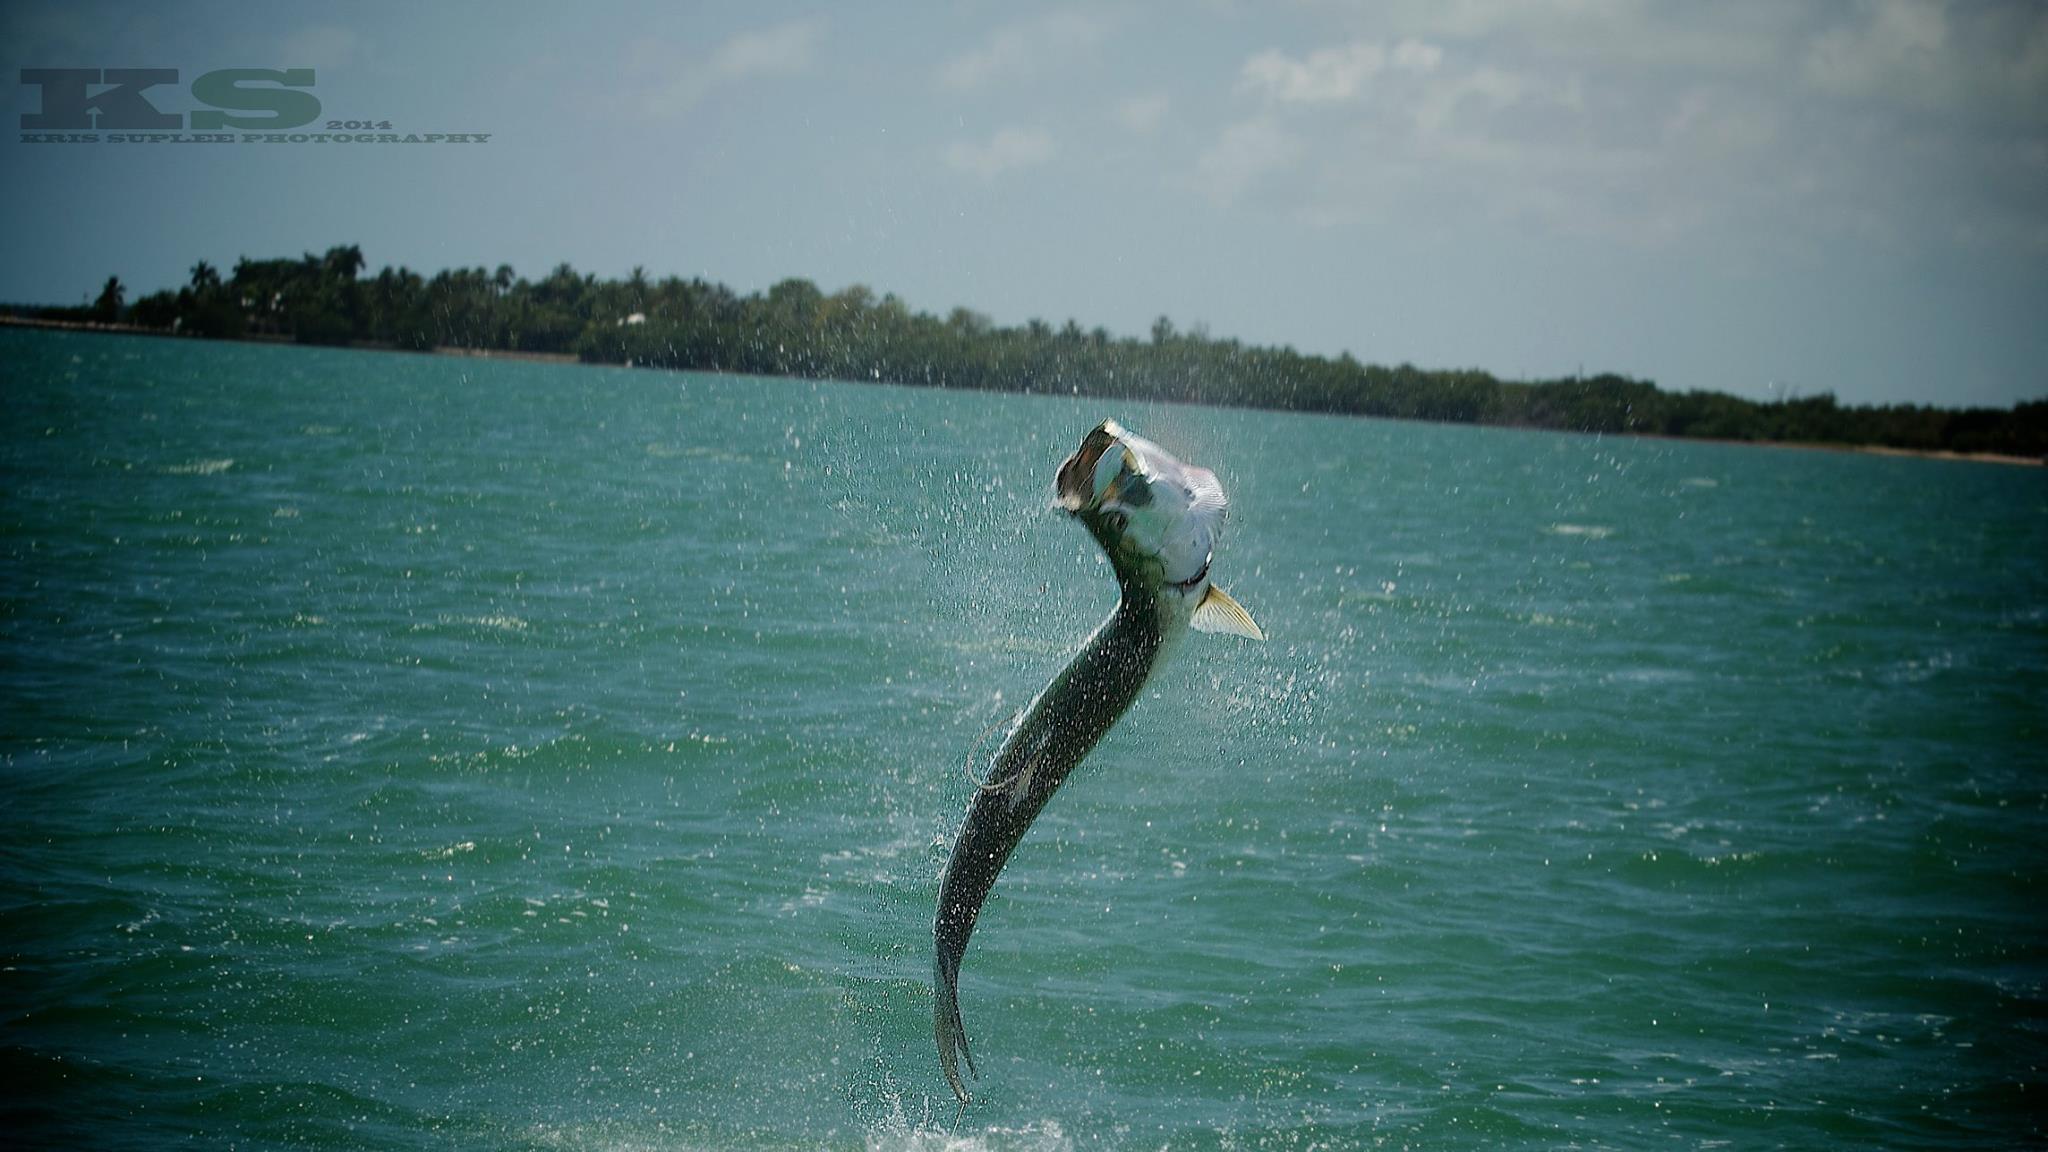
934, 949, 978, 1104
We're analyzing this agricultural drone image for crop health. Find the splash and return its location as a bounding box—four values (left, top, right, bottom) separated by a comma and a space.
163, 457, 235, 475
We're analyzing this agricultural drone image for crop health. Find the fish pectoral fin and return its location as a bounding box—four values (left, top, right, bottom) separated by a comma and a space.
1191, 584, 1265, 641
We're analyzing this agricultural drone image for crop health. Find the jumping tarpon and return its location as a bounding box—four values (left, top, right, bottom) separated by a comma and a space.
933, 419, 1264, 1104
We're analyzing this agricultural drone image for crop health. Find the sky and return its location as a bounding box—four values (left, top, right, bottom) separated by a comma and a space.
4, 0, 2045, 408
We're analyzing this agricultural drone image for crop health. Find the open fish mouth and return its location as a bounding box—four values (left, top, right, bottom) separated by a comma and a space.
1054, 421, 1126, 514
1052, 420, 1233, 593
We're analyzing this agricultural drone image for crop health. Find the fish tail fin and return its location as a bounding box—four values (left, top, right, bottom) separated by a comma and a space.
934, 950, 978, 1104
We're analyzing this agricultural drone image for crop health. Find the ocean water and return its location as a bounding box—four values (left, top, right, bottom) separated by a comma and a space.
2, 326, 2043, 1150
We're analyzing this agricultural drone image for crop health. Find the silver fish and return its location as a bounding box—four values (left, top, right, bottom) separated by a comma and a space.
933, 419, 1264, 1104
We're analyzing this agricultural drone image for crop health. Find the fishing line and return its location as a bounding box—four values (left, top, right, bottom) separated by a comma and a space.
962, 707, 1023, 794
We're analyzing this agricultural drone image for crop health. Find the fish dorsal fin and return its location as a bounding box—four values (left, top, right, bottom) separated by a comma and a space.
1191, 584, 1265, 641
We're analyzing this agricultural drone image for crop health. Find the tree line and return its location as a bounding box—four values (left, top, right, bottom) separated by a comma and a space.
17, 244, 2045, 459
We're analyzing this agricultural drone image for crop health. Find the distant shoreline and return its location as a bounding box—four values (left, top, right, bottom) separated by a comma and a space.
1625, 429, 2042, 468
0, 313, 581, 365
5, 312, 2038, 468
28, 243, 2048, 459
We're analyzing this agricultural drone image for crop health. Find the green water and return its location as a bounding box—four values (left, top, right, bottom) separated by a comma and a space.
2, 327, 2043, 1150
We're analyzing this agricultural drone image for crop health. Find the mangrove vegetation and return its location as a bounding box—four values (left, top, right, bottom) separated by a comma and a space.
10, 243, 2044, 459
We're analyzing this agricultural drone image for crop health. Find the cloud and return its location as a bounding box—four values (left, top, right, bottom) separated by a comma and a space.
1393, 39, 1445, 75
1366, 0, 1793, 75
633, 18, 825, 117
1240, 42, 1385, 104
1409, 63, 1537, 139
708, 18, 823, 83
1195, 2, 2047, 261
939, 9, 1108, 90
1802, 0, 2048, 120
1195, 117, 1303, 205
1215, 30, 1683, 240
1238, 38, 1442, 104
1803, 0, 1949, 103
948, 127, 1057, 180
1115, 92, 1171, 133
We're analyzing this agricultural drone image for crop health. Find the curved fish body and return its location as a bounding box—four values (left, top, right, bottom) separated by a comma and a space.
933, 420, 1264, 1104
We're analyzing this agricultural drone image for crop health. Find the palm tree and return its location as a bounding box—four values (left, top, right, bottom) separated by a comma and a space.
322, 244, 365, 281
94, 276, 125, 322
190, 261, 220, 292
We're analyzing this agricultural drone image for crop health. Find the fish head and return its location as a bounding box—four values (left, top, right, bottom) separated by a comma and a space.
1055, 420, 1228, 594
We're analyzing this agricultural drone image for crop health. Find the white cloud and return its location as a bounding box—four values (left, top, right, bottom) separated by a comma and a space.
1239, 39, 1442, 104
709, 18, 824, 83
1804, 0, 1948, 102
1368, 0, 1791, 75
1217, 31, 1690, 243
1410, 64, 1533, 139
939, 10, 1108, 91
1372, 0, 1622, 42
1196, 117, 1303, 205
1198, 3, 2039, 264
1240, 42, 1385, 104
1393, 39, 1445, 75
1115, 92, 1171, 133
634, 18, 825, 117
948, 127, 1057, 180
1800, 0, 2048, 121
